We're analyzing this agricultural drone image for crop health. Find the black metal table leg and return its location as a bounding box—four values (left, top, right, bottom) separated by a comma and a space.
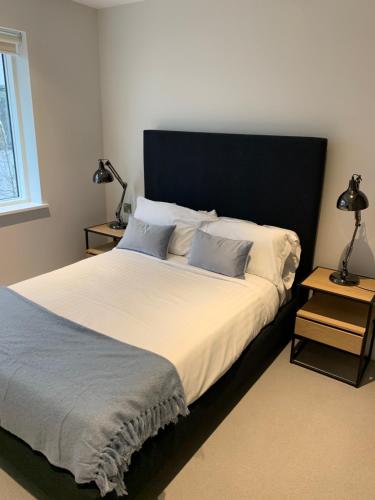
85, 229, 89, 250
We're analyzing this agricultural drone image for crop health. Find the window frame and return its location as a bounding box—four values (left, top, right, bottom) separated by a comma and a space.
0, 29, 45, 216
0, 53, 23, 206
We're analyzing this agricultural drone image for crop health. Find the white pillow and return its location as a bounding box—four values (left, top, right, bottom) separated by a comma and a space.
264, 225, 301, 290
134, 197, 218, 255
199, 210, 217, 216
200, 217, 299, 295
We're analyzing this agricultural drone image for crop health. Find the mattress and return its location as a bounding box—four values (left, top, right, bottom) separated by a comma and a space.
11, 249, 280, 405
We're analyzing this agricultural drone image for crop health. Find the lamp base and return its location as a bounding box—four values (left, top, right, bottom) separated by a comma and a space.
329, 271, 359, 286
108, 220, 127, 230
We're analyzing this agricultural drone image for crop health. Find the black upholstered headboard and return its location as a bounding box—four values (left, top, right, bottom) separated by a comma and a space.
144, 130, 327, 283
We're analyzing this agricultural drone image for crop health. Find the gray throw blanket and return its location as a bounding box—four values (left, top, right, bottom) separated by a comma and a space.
0, 288, 188, 496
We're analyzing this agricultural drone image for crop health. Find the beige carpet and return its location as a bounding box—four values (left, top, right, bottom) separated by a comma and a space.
1, 345, 375, 500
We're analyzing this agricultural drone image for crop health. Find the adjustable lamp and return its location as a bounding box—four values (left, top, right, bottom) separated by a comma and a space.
330, 174, 369, 286
93, 159, 128, 230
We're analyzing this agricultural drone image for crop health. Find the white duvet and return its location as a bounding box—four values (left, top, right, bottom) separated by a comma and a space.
11, 249, 280, 405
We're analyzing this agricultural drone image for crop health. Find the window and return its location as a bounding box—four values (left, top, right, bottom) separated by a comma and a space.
0, 28, 44, 214
0, 54, 19, 201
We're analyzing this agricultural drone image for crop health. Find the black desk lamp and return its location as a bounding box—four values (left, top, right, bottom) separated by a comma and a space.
330, 174, 369, 286
93, 159, 128, 230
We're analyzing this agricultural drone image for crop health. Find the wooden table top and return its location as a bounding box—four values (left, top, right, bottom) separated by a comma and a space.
85, 223, 125, 239
301, 267, 375, 304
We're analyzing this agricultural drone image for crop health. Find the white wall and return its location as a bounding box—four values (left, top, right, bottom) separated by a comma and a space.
99, 0, 375, 278
0, 0, 105, 285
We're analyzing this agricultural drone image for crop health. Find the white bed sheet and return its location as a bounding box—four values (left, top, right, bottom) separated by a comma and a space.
10, 249, 280, 405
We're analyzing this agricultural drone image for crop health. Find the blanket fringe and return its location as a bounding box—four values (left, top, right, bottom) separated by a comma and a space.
95, 393, 189, 497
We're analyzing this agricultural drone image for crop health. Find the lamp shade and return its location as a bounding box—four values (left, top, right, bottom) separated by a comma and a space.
337, 175, 369, 211
93, 160, 114, 184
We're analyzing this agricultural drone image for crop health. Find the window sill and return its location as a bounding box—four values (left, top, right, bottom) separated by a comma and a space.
0, 201, 49, 217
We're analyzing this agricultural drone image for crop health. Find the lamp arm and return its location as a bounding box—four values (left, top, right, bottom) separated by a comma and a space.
105, 160, 128, 225
341, 210, 361, 277
115, 186, 126, 225
105, 160, 127, 190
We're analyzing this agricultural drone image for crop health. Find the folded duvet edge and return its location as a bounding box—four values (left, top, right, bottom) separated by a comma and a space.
95, 393, 189, 497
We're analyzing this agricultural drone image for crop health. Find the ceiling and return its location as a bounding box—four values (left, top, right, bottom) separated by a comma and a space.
73, 0, 143, 8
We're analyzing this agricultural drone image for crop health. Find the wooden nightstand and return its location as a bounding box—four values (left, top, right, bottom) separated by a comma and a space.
290, 267, 375, 387
84, 223, 125, 257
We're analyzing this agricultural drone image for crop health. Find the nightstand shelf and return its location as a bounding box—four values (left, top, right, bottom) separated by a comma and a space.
291, 267, 375, 387
86, 241, 118, 256
297, 292, 367, 335
84, 223, 125, 257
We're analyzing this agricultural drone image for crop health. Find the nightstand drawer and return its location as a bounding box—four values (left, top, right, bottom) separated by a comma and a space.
295, 317, 363, 355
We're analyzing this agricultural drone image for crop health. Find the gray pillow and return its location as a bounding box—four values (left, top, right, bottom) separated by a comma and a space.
117, 215, 176, 260
188, 229, 252, 279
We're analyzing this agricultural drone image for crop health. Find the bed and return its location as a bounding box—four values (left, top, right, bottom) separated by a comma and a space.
0, 130, 327, 499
